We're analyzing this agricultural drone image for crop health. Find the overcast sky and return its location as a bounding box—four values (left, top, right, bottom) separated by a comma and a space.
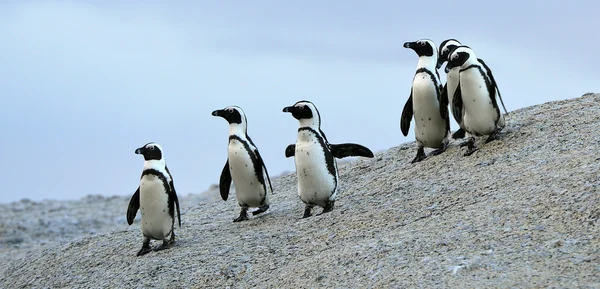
1, 0, 597, 203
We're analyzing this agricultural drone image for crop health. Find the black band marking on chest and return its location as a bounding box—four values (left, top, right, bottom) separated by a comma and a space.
229, 135, 266, 189
298, 127, 337, 181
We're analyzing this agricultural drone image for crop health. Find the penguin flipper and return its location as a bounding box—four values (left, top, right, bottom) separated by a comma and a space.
400, 92, 413, 137
126, 187, 140, 225
165, 165, 181, 228
173, 191, 181, 228
219, 159, 232, 201
452, 81, 464, 125
254, 149, 274, 193
285, 144, 296, 158
439, 82, 449, 120
478, 58, 508, 115
329, 143, 375, 158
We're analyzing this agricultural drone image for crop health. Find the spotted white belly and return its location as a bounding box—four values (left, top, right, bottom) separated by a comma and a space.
228, 139, 268, 208
294, 130, 337, 207
459, 68, 504, 135
139, 175, 172, 240
412, 74, 448, 148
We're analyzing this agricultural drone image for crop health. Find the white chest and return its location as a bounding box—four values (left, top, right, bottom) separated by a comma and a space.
227, 139, 268, 207
139, 175, 172, 240
294, 130, 338, 206
459, 69, 501, 134
411, 73, 448, 147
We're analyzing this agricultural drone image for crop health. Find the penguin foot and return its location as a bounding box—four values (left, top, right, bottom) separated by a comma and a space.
463, 138, 479, 156
233, 208, 249, 222
154, 239, 172, 252
318, 201, 335, 215
252, 204, 270, 216
137, 246, 153, 256
430, 146, 447, 156
485, 128, 501, 143
452, 128, 466, 139
136, 238, 152, 256
464, 147, 479, 156
302, 206, 313, 218
410, 147, 427, 163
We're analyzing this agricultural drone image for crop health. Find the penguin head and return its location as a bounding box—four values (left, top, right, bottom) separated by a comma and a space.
283, 100, 322, 127
403, 39, 437, 59
212, 106, 249, 133
445, 45, 475, 73
437, 39, 462, 69
135, 142, 163, 161
211, 106, 245, 124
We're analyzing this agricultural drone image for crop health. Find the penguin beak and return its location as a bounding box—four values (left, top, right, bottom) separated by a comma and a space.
444, 63, 454, 73
436, 58, 445, 70
135, 147, 144, 154
211, 109, 224, 117
403, 42, 416, 49
282, 106, 296, 113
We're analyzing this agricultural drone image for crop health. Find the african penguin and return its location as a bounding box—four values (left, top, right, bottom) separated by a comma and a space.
401, 39, 451, 163
212, 106, 273, 222
283, 100, 374, 218
437, 38, 467, 139
445, 45, 506, 156
437, 39, 508, 143
126, 142, 181, 256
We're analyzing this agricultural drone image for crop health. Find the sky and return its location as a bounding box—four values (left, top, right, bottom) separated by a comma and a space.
0, 0, 597, 203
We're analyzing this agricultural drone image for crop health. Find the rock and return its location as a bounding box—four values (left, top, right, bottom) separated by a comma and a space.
1, 93, 600, 288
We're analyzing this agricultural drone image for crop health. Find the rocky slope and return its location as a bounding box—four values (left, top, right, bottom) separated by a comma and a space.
1, 93, 599, 288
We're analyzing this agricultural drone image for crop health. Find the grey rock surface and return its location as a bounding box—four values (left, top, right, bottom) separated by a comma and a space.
1, 93, 599, 288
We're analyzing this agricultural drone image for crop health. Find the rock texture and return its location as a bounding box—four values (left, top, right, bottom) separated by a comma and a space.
1, 93, 599, 288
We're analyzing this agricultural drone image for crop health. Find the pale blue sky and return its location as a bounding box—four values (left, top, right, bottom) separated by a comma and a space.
1, 0, 597, 203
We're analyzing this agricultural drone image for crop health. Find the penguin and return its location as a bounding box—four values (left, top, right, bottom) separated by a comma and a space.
437, 38, 467, 139
212, 106, 273, 222
401, 38, 451, 163
444, 45, 506, 156
126, 142, 181, 256
282, 100, 374, 218
437, 39, 508, 142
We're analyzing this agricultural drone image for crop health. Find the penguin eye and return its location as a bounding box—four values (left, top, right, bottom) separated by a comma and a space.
226, 108, 234, 113
452, 54, 459, 60
298, 105, 304, 110
442, 48, 448, 55
420, 41, 426, 46
148, 146, 155, 150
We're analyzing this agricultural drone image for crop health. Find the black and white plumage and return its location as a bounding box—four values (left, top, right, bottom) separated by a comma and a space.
283, 100, 374, 218
437, 38, 508, 142
126, 142, 181, 256
401, 39, 451, 163
445, 45, 506, 156
437, 38, 467, 139
212, 106, 273, 222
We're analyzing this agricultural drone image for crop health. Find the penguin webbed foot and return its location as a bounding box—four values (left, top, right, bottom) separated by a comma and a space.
318, 201, 335, 216
154, 239, 173, 252
452, 128, 466, 139
252, 204, 270, 216
429, 145, 447, 156
410, 146, 427, 163
233, 208, 249, 222
485, 127, 502, 143
302, 206, 313, 218
463, 138, 479, 156
136, 237, 152, 256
